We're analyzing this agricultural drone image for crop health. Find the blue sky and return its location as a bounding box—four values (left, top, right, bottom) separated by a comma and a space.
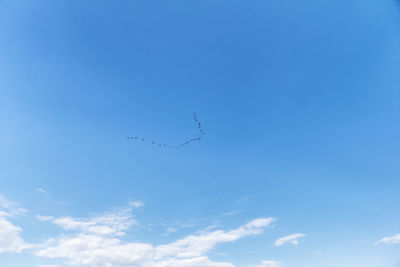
0, 0, 400, 266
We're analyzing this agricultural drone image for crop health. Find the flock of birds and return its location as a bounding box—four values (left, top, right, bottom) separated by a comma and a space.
127, 113, 205, 149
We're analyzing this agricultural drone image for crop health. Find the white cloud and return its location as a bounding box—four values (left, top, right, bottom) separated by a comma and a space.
155, 218, 275, 259
36, 217, 275, 267
129, 201, 144, 209
0, 196, 31, 254
36, 188, 47, 194
0, 216, 31, 254
378, 234, 400, 245
36, 234, 154, 266
164, 227, 177, 236
37, 208, 136, 237
275, 233, 306, 246
0, 194, 27, 216
0, 196, 286, 266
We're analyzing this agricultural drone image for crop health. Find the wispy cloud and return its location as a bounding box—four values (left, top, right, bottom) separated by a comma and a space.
275, 233, 306, 246
36, 188, 47, 194
164, 226, 177, 236
378, 234, 400, 245
129, 201, 144, 209
36, 188, 51, 199
155, 218, 275, 259
37, 208, 136, 237
0, 194, 27, 216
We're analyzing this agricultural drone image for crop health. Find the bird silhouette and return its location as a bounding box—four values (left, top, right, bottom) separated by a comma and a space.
127, 113, 205, 149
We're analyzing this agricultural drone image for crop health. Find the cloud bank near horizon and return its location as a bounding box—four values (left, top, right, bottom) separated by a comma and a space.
0, 195, 285, 267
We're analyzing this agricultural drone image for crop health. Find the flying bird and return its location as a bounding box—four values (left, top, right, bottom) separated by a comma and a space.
127, 113, 205, 150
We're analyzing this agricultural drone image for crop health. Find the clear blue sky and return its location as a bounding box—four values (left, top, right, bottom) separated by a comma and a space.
1, 1, 400, 266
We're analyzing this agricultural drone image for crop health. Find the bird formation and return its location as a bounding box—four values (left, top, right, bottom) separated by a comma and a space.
126, 113, 205, 149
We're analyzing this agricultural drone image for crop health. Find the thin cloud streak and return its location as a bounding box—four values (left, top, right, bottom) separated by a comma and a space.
275, 233, 306, 246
